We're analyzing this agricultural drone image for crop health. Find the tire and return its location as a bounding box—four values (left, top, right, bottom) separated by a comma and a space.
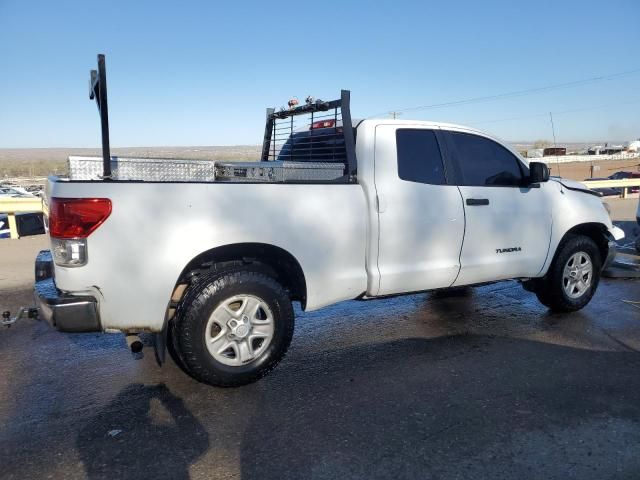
535, 234, 602, 313
172, 269, 295, 387
167, 320, 191, 375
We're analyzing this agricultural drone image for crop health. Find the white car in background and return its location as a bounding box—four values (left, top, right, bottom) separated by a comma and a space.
0, 185, 36, 198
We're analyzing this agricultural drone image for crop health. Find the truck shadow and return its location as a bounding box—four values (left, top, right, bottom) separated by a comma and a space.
76, 383, 208, 480
239, 334, 640, 479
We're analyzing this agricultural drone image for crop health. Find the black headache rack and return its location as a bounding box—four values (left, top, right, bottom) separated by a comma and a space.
85, 54, 357, 183
258, 91, 358, 182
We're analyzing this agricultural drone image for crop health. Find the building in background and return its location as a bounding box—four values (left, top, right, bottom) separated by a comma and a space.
526, 148, 544, 158
543, 147, 566, 156
588, 145, 604, 155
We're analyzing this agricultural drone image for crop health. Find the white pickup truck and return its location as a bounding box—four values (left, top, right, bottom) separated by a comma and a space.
32, 57, 624, 386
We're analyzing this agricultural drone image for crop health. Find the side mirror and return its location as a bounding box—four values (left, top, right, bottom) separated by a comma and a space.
529, 162, 550, 184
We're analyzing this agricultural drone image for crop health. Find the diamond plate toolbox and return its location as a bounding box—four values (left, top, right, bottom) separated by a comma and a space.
68, 156, 217, 181
214, 161, 346, 182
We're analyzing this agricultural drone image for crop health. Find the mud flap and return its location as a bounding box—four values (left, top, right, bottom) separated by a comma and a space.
153, 328, 167, 366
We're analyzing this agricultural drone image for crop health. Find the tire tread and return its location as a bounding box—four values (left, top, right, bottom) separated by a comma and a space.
172, 268, 294, 387
535, 234, 601, 312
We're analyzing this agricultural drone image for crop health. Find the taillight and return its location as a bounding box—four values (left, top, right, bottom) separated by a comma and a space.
310, 119, 336, 129
49, 198, 112, 239
49, 198, 111, 267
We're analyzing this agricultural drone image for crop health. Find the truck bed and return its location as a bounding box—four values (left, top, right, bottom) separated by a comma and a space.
47, 177, 368, 331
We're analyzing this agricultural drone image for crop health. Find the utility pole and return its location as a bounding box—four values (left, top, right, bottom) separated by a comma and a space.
389, 111, 402, 120
549, 111, 561, 177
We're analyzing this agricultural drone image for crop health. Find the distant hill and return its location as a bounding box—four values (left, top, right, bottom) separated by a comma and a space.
0, 146, 262, 177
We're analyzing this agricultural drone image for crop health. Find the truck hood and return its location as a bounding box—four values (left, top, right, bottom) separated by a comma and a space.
550, 177, 602, 197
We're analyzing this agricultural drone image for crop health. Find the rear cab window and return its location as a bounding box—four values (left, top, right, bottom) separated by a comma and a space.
277, 128, 346, 163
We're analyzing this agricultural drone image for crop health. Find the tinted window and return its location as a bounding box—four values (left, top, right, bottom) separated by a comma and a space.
449, 132, 523, 187
396, 129, 446, 185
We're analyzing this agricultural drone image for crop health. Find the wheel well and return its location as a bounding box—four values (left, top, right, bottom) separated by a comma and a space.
562, 222, 610, 263
173, 243, 307, 309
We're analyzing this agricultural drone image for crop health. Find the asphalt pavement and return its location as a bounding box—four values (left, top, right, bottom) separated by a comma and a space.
1, 211, 640, 479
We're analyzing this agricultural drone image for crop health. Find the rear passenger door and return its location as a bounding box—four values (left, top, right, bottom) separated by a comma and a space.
374, 125, 465, 295
442, 130, 553, 285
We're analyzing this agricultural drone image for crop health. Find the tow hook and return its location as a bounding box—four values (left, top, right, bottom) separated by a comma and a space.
2, 307, 39, 327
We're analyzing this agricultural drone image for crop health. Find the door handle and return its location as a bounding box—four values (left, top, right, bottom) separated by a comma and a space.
466, 198, 490, 206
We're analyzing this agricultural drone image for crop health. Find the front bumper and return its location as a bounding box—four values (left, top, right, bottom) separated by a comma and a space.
34, 250, 101, 332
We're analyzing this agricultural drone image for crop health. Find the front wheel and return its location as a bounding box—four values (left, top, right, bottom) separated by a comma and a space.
535, 234, 602, 312
172, 269, 295, 387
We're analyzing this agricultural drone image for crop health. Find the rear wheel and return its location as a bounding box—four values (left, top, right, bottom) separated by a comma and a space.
535, 234, 601, 312
172, 269, 294, 387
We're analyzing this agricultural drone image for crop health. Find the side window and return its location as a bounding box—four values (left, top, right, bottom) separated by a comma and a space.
449, 132, 523, 187
396, 129, 446, 185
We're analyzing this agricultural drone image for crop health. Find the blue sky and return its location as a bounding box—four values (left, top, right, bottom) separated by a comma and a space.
0, 0, 638, 148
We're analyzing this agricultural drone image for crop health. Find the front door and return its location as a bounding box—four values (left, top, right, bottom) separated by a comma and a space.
441, 129, 553, 286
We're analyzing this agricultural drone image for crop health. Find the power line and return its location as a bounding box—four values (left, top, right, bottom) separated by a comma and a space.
367, 68, 640, 118
470, 98, 640, 126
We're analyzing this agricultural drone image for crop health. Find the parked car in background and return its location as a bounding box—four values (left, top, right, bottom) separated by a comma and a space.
608, 171, 640, 194
586, 171, 640, 196
0, 185, 36, 198
585, 177, 622, 197
0, 186, 44, 238
0, 214, 9, 239
0, 212, 45, 239
15, 212, 46, 236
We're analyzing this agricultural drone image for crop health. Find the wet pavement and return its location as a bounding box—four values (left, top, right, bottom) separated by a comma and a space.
1, 248, 639, 479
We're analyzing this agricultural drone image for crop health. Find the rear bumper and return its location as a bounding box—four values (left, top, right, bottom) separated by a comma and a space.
34, 250, 101, 332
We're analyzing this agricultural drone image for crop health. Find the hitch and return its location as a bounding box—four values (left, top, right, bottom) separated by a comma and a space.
2, 307, 39, 327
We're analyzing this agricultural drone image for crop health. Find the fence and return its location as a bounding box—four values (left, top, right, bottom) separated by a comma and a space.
535, 152, 640, 164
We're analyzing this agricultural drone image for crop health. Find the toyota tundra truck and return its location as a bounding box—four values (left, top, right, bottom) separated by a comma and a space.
31, 55, 624, 387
